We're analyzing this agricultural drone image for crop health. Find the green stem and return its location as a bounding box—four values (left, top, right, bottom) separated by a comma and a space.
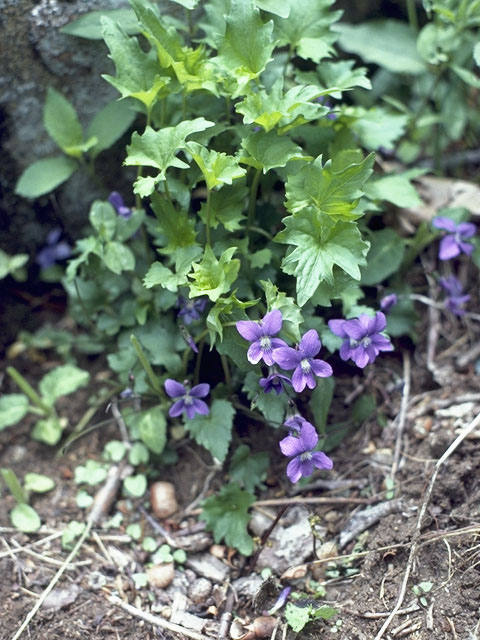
249, 225, 273, 240
225, 95, 231, 124
206, 187, 212, 246
247, 169, 262, 245
220, 355, 232, 394
0, 468, 28, 504
130, 335, 163, 395
6, 367, 53, 416
406, 0, 418, 31
193, 338, 205, 387
74, 279, 96, 330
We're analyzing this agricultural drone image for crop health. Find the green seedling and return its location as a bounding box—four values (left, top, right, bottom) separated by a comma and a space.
1, 468, 55, 533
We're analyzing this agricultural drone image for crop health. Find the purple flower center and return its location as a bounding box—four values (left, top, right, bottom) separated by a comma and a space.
300, 451, 312, 462
184, 394, 193, 406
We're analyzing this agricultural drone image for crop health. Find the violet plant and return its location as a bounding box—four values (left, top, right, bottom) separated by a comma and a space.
8, 0, 479, 555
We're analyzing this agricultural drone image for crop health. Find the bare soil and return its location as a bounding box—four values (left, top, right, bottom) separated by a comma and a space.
1, 306, 480, 640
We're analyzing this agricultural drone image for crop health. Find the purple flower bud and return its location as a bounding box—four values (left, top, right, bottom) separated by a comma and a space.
164, 379, 210, 420
180, 324, 198, 353
380, 293, 398, 313
268, 587, 292, 615
272, 329, 333, 393
108, 191, 132, 219
237, 310, 288, 366
259, 370, 292, 395
328, 312, 393, 368
432, 216, 476, 261
279, 421, 333, 483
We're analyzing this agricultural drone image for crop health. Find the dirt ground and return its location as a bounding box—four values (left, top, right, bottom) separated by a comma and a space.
1, 294, 480, 640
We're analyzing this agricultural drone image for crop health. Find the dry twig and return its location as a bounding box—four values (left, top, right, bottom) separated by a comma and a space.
390, 351, 411, 482
108, 594, 213, 640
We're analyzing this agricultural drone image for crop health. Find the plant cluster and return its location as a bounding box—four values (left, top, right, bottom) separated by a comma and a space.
2, 0, 479, 557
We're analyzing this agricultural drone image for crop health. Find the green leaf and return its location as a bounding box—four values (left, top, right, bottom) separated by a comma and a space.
242, 371, 288, 426
76, 490, 94, 508
187, 142, 246, 190
74, 460, 109, 486
240, 130, 308, 173
310, 377, 335, 433
0, 251, 29, 280
125, 119, 214, 196
188, 246, 240, 302
0, 394, 29, 431
15, 156, 78, 198
350, 108, 408, 151
1, 468, 28, 504
364, 173, 422, 207
43, 88, 84, 156
39, 365, 90, 406
228, 444, 269, 493
261, 280, 304, 341
336, 20, 426, 74
90, 201, 117, 240
24, 473, 55, 494
31, 416, 66, 446
115, 208, 146, 243
103, 440, 127, 462
198, 182, 248, 231
11, 504, 41, 533
285, 153, 375, 220
474, 42, 480, 66
256, 0, 290, 18
129, 442, 150, 465
248, 249, 272, 269
275, 211, 370, 306
137, 406, 167, 454
451, 65, 480, 89
65, 236, 101, 281
215, 0, 275, 94
62, 521, 86, 549
314, 59, 371, 97
200, 482, 255, 555
61, 9, 140, 39
150, 193, 198, 254
87, 100, 136, 159
124, 474, 147, 498
207, 295, 258, 345
285, 603, 336, 632
169, 0, 199, 8
102, 16, 170, 110
360, 229, 405, 286
236, 80, 328, 132
272, 0, 341, 63
186, 399, 235, 462
103, 241, 135, 274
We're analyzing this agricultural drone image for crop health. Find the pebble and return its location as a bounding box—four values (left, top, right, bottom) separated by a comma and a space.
232, 574, 263, 599
146, 563, 175, 588
188, 577, 212, 603
150, 481, 178, 519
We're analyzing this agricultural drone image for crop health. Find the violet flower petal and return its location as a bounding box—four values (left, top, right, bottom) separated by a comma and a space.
298, 329, 321, 357
439, 235, 460, 260
190, 383, 210, 398
261, 309, 282, 335
236, 320, 264, 341
165, 379, 186, 398
432, 216, 457, 232
312, 451, 333, 470
169, 399, 186, 417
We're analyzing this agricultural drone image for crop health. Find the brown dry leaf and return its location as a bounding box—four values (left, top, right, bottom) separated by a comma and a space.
399, 176, 480, 232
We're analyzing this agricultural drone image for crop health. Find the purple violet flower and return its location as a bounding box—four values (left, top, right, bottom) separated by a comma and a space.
259, 370, 292, 395
279, 421, 333, 483
432, 217, 476, 260
36, 227, 71, 269
439, 275, 470, 316
328, 312, 393, 369
272, 329, 333, 393
108, 191, 132, 219
164, 379, 210, 419
268, 587, 292, 615
177, 296, 207, 325
380, 293, 398, 313
284, 414, 309, 433
236, 310, 287, 366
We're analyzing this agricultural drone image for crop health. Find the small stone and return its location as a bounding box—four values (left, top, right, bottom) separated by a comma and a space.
209, 544, 226, 559
150, 482, 179, 519
188, 577, 212, 603
146, 563, 175, 588
232, 574, 263, 599
186, 553, 229, 582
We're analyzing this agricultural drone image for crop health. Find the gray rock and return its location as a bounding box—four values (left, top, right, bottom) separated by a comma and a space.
186, 553, 229, 582
232, 574, 263, 600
